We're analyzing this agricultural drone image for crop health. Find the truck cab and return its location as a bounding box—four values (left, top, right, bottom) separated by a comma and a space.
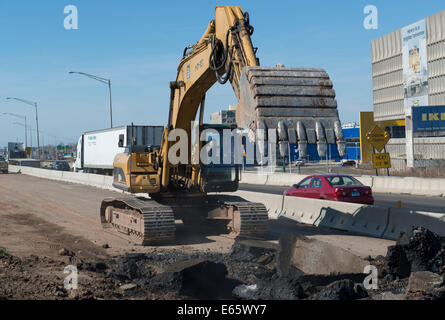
73, 136, 83, 172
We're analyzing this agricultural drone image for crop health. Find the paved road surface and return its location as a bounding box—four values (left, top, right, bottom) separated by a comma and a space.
239, 184, 445, 213
0, 174, 393, 259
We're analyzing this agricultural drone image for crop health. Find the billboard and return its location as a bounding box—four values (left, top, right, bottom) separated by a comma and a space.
412, 106, 445, 132
7, 142, 26, 159
8, 142, 25, 152
402, 19, 428, 114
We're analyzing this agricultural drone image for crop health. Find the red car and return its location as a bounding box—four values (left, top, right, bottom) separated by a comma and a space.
285, 174, 374, 205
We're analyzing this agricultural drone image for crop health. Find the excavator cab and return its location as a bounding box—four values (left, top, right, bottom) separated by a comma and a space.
199, 123, 240, 193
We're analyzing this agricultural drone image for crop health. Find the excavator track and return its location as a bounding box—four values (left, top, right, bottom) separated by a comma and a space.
219, 200, 269, 239
100, 197, 175, 245
100, 196, 268, 245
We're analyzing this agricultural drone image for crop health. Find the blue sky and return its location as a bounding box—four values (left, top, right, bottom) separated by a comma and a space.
0, 0, 444, 147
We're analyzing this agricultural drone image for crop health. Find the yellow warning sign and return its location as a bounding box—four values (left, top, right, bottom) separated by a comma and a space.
366, 126, 390, 152
372, 152, 391, 169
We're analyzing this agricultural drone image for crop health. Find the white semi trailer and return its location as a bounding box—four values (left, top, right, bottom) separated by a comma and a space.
74, 125, 163, 175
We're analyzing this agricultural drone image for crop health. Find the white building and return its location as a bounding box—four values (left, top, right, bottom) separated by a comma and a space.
371, 10, 445, 169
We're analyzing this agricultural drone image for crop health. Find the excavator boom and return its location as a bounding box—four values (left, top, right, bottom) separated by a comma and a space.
167, 6, 345, 168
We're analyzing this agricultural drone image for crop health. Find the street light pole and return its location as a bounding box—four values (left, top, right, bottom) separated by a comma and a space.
3, 113, 27, 148
108, 80, 113, 128
69, 71, 113, 128
35, 102, 40, 159
6, 97, 40, 159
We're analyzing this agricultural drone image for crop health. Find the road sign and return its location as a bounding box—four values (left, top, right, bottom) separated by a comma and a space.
372, 152, 391, 169
366, 126, 390, 152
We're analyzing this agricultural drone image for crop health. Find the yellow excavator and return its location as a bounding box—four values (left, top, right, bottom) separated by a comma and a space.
100, 6, 346, 245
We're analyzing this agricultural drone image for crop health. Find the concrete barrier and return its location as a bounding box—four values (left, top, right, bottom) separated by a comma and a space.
281, 234, 369, 275
372, 176, 406, 194
367, 176, 445, 197
232, 190, 283, 218
49, 170, 63, 180
240, 171, 306, 187
356, 175, 373, 188
383, 208, 445, 240
9, 165, 113, 190
404, 177, 445, 197
265, 173, 305, 187
103, 176, 114, 190
314, 204, 389, 238
8, 165, 19, 173
87, 174, 106, 188
281, 196, 324, 225
61, 171, 81, 184
239, 172, 268, 185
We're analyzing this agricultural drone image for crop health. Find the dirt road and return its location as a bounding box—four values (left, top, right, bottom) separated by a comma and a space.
0, 173, 394, 299
0, 173, 393, 259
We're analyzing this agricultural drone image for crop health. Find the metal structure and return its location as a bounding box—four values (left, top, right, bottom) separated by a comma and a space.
69, 71, 113, 128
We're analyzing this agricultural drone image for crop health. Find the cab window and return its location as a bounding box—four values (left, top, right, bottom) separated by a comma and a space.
297, 177, 311, 189
310, 177, 322, 188
326, 176, 362, 187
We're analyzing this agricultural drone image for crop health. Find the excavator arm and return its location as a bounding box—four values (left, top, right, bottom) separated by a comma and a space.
167, 6, 258, 132
163, 6, 345, 178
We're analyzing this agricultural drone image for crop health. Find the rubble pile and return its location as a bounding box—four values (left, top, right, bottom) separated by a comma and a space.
2, 226, 445, 300
367, 226, 445, 300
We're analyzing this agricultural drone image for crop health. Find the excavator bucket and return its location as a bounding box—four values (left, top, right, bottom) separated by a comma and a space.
236, 66, 346, 159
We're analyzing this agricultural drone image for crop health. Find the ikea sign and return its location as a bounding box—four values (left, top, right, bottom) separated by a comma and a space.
412, 106, 445, 132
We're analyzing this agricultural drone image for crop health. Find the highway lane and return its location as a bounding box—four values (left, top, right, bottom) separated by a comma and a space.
239, 183, 445, 213
0, 174, 393, 259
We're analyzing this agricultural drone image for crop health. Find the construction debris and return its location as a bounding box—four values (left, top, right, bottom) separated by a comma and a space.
308, 279, 368, 300
2, 226, 445, 300
384, 227, 445, 278
405, 271, 445, 300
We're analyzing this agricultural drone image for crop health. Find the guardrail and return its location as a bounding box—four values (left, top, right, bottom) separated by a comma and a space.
240, 171, 445, 197
9, 164, 445, 241
233, 190, 445, 240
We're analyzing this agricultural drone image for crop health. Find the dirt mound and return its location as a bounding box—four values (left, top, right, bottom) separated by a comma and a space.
366, 227, 445, 300
231, 235, 370, 300
308, 279, 368, 300
384, 227, 445, 278
149, 259, 241, 299
0, 251, 118, 300
3, 226, 445, 300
